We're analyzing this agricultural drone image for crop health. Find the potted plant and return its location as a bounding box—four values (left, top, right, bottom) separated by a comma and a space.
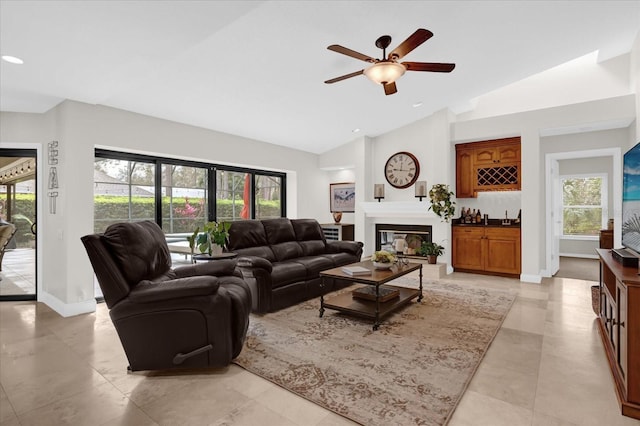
417, 241, 444, 264
428, 184, 456, 223
371, 250, 397, 269
187, 221, 230, 256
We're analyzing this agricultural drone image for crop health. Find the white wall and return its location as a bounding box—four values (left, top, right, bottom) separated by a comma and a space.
0, 101, 326, 316
458, 51, 633, 122
454, 97, 635, 281
2, 34, 638, 313
320, 109, 455, 267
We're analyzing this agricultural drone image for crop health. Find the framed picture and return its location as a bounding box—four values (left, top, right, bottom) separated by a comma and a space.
330, 182, 355, 212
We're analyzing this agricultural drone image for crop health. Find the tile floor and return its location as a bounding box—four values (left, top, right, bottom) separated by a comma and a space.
0, 249, 36, 296
1, 273, 639, 426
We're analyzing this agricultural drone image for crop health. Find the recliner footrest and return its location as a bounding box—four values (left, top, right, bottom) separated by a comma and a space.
172, 344, 213, 365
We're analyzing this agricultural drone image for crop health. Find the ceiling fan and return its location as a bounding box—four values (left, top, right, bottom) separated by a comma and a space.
324, 28, 455, 95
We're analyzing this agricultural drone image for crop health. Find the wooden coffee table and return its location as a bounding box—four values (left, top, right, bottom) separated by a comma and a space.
319, 260, 423, 330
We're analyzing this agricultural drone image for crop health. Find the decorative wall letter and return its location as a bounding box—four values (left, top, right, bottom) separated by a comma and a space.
48, 141, 59, 214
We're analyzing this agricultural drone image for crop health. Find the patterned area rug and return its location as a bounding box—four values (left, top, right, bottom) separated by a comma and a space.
234, 277, 516, 426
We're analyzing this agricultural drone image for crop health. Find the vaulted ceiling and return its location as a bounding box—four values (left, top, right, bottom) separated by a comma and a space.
1, 1, 639, 154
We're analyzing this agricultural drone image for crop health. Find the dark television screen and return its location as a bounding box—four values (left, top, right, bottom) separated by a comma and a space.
622, 142, 640, 254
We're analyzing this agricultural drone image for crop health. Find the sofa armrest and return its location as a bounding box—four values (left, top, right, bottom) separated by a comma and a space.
129, 276, 219, 303
236, 255, 273, 273
326, 240, 364, 255
174, 259, 237, 278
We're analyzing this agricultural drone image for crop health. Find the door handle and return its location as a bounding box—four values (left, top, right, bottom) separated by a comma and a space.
30, 222, 36, 235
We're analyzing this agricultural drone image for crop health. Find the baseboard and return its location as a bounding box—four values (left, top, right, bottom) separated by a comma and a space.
560, 253, 599, 259
520, 274, 542, 283
38, 292, 96, 317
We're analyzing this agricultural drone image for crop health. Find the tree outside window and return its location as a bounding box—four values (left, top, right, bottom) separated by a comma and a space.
562, 175, 607, 236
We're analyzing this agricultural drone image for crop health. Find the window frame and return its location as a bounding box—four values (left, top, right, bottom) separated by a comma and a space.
560, 172, 608, 240
95, 149, 286, 229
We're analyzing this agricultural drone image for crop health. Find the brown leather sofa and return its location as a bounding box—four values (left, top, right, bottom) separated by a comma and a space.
227, 218, 363, 313
81, 221, 251, 372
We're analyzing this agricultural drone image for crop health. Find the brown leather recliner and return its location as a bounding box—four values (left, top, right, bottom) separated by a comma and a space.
81, 221, 251, 372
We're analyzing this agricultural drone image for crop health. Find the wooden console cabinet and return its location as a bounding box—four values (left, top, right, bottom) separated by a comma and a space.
596, 248, 640, 420
455, 137, 521, 198
452, 226, 521, 277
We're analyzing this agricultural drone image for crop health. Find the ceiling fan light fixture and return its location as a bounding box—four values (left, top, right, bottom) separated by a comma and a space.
363, 61, 406, 85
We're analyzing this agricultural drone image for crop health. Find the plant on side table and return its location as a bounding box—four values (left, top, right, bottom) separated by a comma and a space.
187, 221, 230, 257
417, 241, 445, 264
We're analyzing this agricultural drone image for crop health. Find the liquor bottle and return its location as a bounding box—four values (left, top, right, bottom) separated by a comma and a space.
476, 209, 482, 224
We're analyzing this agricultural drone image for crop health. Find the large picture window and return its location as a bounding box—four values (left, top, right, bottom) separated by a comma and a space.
255, 174, 282, 220
161, 164, 208, 234
94, 150, 286, 234
561, 174, 607, 237
94, 158, 156, 232
216, 170, 249, 222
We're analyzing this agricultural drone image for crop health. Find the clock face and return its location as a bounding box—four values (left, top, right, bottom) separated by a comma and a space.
384, 151, 420, 188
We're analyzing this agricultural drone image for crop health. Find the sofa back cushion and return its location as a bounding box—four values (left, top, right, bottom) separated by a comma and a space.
227, 220, 276, 261
102, 221, 172, 286
261, 218, 303, 261
292, 219, 327, 256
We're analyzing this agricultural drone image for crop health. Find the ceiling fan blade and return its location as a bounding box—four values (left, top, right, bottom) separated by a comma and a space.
324, 69, 364, 84
327, 45, 376, 63
383, 82, 397, 95
403, 62, 456, 73
389, 28, 433, 60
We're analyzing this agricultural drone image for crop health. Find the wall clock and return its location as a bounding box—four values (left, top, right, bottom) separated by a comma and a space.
384, 151, 420, 188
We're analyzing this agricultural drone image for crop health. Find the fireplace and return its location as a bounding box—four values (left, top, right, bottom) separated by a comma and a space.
375, 224, 432, 258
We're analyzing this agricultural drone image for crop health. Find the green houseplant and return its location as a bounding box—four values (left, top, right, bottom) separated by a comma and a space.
428, 184, 456, 223
417, 241, 444, 264
187, 221, 230, 256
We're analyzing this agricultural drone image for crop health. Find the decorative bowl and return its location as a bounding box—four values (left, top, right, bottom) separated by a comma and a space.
372, 261, 392, 270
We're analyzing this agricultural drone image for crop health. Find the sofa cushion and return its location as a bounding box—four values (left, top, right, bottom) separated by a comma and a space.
233, 246, 276, 262
227, 220, 269, 250
271, 241, 303, 262
292, 219, 327, 256
321, 252, 359, 267
262, 218, 297, 244
102, 221, 172, 285
270, 261, 308, 289
294, 256, 335, 279
292, 219, 326, 241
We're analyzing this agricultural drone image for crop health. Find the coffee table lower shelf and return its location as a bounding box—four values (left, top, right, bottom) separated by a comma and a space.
322, 286, 421, 325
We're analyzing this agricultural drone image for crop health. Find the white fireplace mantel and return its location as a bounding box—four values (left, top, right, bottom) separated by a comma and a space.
360, 201, 439, 219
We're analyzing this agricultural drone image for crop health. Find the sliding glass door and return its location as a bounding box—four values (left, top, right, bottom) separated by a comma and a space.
0, 149, 37, 301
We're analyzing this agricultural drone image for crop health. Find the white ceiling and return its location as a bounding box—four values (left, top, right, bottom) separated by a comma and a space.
1, 1, 639, 154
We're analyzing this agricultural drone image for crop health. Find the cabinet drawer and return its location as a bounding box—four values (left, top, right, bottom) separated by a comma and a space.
452, 227, 485, 238
485, 227, 520, 239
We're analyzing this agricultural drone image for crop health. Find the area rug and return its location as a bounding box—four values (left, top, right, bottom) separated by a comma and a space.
233, 277, 516, 426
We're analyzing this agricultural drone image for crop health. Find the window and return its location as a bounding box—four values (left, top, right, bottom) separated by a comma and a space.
216, 170, 249, 222
255, 174, 282, 220
561, 174, 607, 237
94, 150, 286, 233
161, 164, 208, 234
94, 158, 156, 232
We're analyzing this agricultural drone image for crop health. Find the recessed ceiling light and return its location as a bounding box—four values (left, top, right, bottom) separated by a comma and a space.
2, 55, 24, 64
352, 128, 360, 133
412, 102, 423, 108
